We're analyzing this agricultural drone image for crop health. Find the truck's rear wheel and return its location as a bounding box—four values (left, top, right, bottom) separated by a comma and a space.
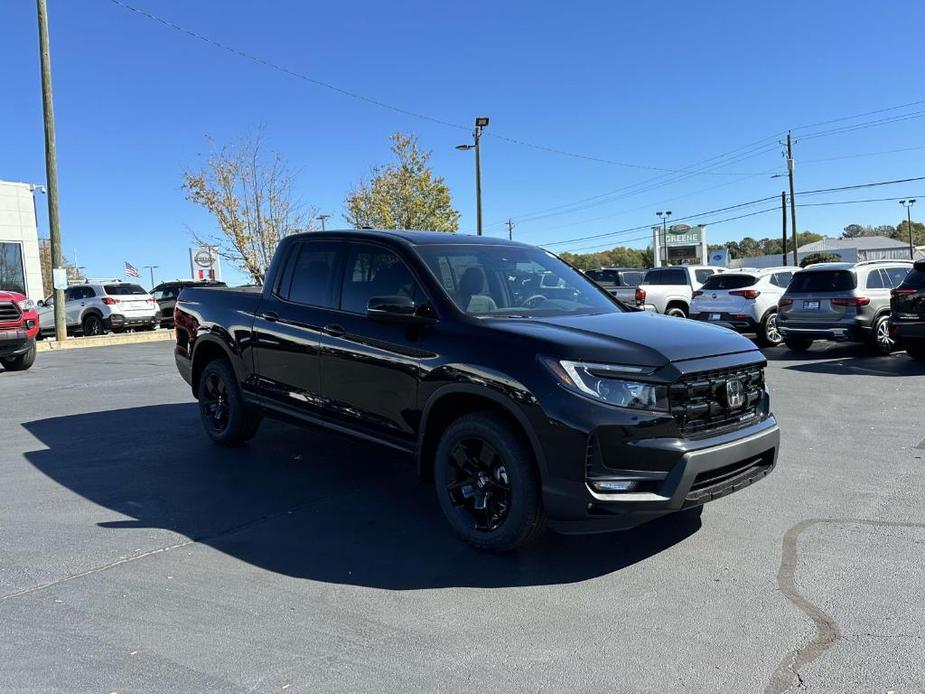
434, 413, 545, 552
665, 305, 688, 318
197, 359, 261, 446
0, 343, 36, 371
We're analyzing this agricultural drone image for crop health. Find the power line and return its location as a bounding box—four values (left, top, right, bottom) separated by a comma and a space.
797, 175, 925, 196
797, 194, 925, 208
107, 0, 771, 177
791, 98, 925, 132
796, 111, 925, 142
801, 144, 925, 164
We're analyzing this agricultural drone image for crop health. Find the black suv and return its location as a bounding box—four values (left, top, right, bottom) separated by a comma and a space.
174, 231, 780, 551
151, 280, 226, 327
890, 258, 925, 360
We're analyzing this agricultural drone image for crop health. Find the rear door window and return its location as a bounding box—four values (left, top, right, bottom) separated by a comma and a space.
644, 268, 687, 285
787, 270, 855, 292
700, 274, 757, 290
770, 272, 793, 288
866, 269, 887, 289
285, 242, 344, 308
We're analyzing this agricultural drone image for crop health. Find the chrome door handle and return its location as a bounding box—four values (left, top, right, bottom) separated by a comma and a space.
322, 324, 345, 337
262, 311, 279, 322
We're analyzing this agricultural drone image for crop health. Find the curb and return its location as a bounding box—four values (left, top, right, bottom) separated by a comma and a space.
36, 329, 174, 352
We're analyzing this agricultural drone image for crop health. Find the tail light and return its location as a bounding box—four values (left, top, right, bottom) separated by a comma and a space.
692, 290, 703, 298
831, 297, 870, 307
778, 298, 793, 308
730, 289, 761, 299
635, 288, 646, 303
891, 288, 918, 297
101, 297, 119, 305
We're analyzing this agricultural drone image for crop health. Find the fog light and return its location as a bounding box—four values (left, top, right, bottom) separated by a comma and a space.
25, 320, 35, 329
591, 480, 637, 493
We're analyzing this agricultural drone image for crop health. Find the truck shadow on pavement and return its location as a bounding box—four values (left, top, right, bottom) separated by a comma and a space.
763, 343, 925, 378
22, 403, 699, 590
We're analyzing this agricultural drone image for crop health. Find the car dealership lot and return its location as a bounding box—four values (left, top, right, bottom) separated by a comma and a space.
1, 342, 923, 693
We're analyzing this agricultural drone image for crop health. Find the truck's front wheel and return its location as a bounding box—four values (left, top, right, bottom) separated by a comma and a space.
434, 413, 545, 552
0, 343, 36, 371
197, 359, 261, 446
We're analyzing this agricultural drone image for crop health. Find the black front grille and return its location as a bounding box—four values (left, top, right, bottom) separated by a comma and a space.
670, 364, 764, 436
0, 301, 21, 324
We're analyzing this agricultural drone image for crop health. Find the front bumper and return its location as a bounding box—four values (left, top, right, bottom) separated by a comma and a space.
0, 328, 36, 358
544, 415, 780, 534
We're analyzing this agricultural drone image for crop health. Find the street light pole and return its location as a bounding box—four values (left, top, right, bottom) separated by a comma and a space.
900, 199, 917, 260
656, 211, 672, 267
456, 116, 489, 236
143, 265, 159, 289
318, 214, 330, 232
36, 0, 66, 341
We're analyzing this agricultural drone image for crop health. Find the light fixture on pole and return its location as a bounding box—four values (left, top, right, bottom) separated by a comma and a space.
656, 210, 672, 267
900, 199, 917, 260
456, 116, 489, 235
318, 214, 330, 232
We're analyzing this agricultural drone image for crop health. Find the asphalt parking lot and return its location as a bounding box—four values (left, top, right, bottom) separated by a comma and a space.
1, 342, 924, 693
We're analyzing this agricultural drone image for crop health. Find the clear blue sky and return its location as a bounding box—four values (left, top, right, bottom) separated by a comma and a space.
3, 0, 924, 285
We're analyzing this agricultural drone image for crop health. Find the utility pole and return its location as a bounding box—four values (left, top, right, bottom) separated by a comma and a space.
143, 265, 159, 289
36, 0, 66, 341
506, 219, 514, 240
656, 211, 672, 267
786, 131, 798, 266
318, 214, 330, 232
900, 199, 917, 259
780, 191, 788, 265
456, 117, 489, 236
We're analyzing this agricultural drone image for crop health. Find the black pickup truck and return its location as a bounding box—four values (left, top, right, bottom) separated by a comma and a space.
174, 230, 779, 551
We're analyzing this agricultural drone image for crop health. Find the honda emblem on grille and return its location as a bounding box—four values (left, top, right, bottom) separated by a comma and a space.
725, 378, 745, 409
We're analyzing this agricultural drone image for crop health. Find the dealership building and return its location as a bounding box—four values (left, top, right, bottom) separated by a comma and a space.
0, 180, 44, 301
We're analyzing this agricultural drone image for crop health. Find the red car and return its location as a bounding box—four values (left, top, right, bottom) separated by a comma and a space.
0, 290, 39, 371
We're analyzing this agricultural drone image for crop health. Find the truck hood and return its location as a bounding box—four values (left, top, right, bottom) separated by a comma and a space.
484, 310, 760, 367
0, 290, 26, 302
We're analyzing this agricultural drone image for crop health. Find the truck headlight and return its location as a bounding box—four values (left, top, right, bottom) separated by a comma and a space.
17, 299, 35, 312
541, 358, 668, 411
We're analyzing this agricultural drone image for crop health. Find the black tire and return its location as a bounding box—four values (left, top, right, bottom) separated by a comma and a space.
757, 311, 782, 347
905, 339, 925, 361
867, 315, 894, 356
665, 304, 688, 319
434, 412, 545, 552
197, 359, 261, 446
81, 313, 105, 337
784, 336, 813, 352
0, 343, 36, 371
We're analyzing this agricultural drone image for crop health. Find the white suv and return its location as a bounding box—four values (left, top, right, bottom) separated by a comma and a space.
37, 282, 159, 337
689, 267, 798, 346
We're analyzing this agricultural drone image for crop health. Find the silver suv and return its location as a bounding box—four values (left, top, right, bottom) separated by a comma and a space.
777, 260, 912, 355
37, 282, 159, 337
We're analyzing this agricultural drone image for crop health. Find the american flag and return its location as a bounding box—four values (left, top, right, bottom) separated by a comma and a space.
124, 261, 140, 278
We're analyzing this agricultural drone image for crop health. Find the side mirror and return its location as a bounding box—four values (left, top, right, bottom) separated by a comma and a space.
367, 295, 429, 323
36, 300, 45, 308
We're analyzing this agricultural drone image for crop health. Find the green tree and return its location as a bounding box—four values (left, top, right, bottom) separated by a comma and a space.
842, 223, 896, 239
345, 133, 460, 232
894, 219, 925, 247
800, 252, 841, 268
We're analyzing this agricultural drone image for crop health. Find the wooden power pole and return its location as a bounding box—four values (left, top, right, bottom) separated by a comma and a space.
787, 132, 798, 266
36, 0, 66, 341
781, 191, 788, 265
506, 219, 514, 240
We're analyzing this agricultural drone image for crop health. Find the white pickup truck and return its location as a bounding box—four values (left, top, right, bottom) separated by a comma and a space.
634, 265, 722, 317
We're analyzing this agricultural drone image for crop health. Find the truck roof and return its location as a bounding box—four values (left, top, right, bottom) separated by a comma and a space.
289, 229, 532, 247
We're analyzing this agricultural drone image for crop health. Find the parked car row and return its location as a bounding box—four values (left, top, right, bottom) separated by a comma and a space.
622, 258, 922, 360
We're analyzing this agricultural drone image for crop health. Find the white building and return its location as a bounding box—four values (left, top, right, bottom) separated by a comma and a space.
0, 180, 44, 301
797, 235, 918, 261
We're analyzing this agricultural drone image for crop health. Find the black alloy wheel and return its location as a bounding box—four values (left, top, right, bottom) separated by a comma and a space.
446, 437, 512, 533
201, 371, 230, 436
82, 314, 103, 336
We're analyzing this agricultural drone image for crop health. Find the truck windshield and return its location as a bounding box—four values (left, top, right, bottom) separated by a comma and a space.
416, 244, 622, 317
